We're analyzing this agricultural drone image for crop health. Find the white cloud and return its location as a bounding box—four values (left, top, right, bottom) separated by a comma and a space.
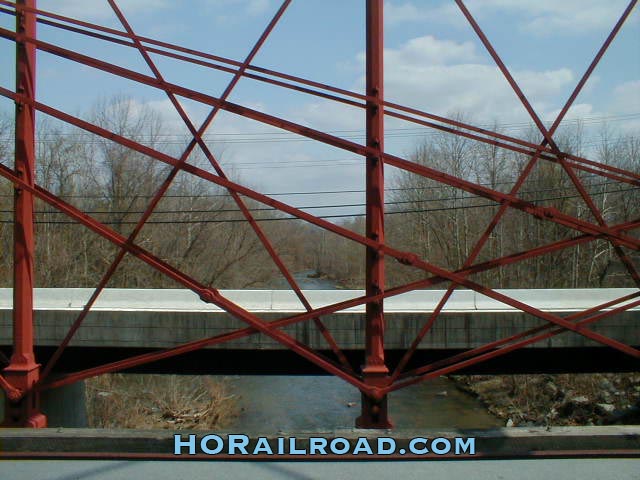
612, 80, 640, 112
384, 35, 479, 66
546, 103, 594, 123
291, 64, 579, 161
385, 2, 431, 24
39, 0, 171, 21
377, 36, 576, 123
608, 80, 640, 132
246, 0, 271, 16
384, 63, 575, 123
385, 0, 634, 35
204, 0, 273, 24
491, 0, 635, 35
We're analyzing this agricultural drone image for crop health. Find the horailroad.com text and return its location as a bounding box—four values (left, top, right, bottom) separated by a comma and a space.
174, 434, 476, 456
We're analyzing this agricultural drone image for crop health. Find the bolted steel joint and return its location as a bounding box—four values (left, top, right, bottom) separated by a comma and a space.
6, 387, 24, 402
397, 252, 418, 266
198, 288, 219, 304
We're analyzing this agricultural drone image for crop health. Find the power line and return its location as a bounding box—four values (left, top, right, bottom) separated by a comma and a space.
0, 177, 633, 199
0, 113, 637, 147
0, 179, 631, 215
0, 185, 636, 224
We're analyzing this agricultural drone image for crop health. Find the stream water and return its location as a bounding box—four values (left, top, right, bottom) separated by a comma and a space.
224, 270, 501, 431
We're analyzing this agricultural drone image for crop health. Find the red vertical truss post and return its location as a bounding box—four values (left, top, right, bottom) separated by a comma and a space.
2, 0, 46, 428
357, 0, 392, 429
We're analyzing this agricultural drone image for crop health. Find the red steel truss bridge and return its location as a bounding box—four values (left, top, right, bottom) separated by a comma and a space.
0, 0, 638, 429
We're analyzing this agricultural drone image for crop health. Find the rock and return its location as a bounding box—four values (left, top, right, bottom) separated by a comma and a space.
544, 382, 559, 398
506, 418, 514, 427
474, 378, 504, 395
596, 403, 615, 414
558, 396, 595, 419
599, 378, 615, 392
598, 391, 613, 403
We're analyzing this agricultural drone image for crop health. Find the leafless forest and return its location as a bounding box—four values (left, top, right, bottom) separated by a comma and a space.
0, 98, 638, 291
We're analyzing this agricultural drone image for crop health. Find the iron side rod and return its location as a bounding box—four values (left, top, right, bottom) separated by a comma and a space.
2, 1, 639, 184
391, 0, 639, 378
0, 80, 637, 252
35, 232, 639, 393
456, 0, 640, 288
106, 0, 351, 371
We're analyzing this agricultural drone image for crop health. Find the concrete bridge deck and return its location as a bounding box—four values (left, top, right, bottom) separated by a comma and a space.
1, 288, 638, 374
0, 288, 637, 350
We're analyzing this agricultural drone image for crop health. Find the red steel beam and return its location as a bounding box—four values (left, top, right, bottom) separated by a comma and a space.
2, 1, 638, 186
0, 163, 367, 395
0, 373, 21, 401
0, 0, 636, 427
0, 91, 636, 359
397, 291, 640, 382
31, 217, 640, 392
0, 72, 636, 251
105, 0, 351, 372
357, 0, 391, 429
384, 108, 640, 188
0, 91, 637, 358
401, 252, 640, 358
391, 1, 639, 379
8, 86, 636, 274
36, 223, 640, 394
388, 296, 640, 394
38, 0, 321, 384
456, 0, 640, 288
559, 158, 640, 287
0, 24, 632, 193
1, 34, 629, 246
2, 3, 639, 189
1, 0, 46, 428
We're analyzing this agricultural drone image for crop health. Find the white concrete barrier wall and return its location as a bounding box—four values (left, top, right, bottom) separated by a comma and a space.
0, 289, 637, 349
0, 288, 638, 313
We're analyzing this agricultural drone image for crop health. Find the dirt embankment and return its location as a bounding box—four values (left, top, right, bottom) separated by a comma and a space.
85, 374, 238, 429
451, 373, 640, 427
85, 372, 640, 429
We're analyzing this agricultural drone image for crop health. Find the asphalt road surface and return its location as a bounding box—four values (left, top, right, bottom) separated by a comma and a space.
0, 459, 638, 480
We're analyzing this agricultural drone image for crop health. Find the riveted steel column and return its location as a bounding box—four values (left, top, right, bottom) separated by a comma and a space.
356, 0, 392, 429
3, 0, 46, 428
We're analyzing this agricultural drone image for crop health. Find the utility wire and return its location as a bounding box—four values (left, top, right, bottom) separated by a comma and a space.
0, 111, 636, 144
0, 179, 632, 215
0, 185, 636, 224
0, 177, 632, 199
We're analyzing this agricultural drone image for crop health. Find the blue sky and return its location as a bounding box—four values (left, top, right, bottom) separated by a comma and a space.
0, 0, 638, 212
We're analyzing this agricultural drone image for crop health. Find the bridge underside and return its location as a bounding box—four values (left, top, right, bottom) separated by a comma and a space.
1, 0, 639, 429
2, 346, 636, 376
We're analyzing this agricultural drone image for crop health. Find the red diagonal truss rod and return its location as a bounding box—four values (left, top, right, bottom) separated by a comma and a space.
0, 89, 637, 370
2, 1, 638, 185
0, 0, 638, 429
0, 156, 635, 380
391, 0, 640, 381
38, 0, 351, 386
0, 101, 635, 360
1, 80, 637, 250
